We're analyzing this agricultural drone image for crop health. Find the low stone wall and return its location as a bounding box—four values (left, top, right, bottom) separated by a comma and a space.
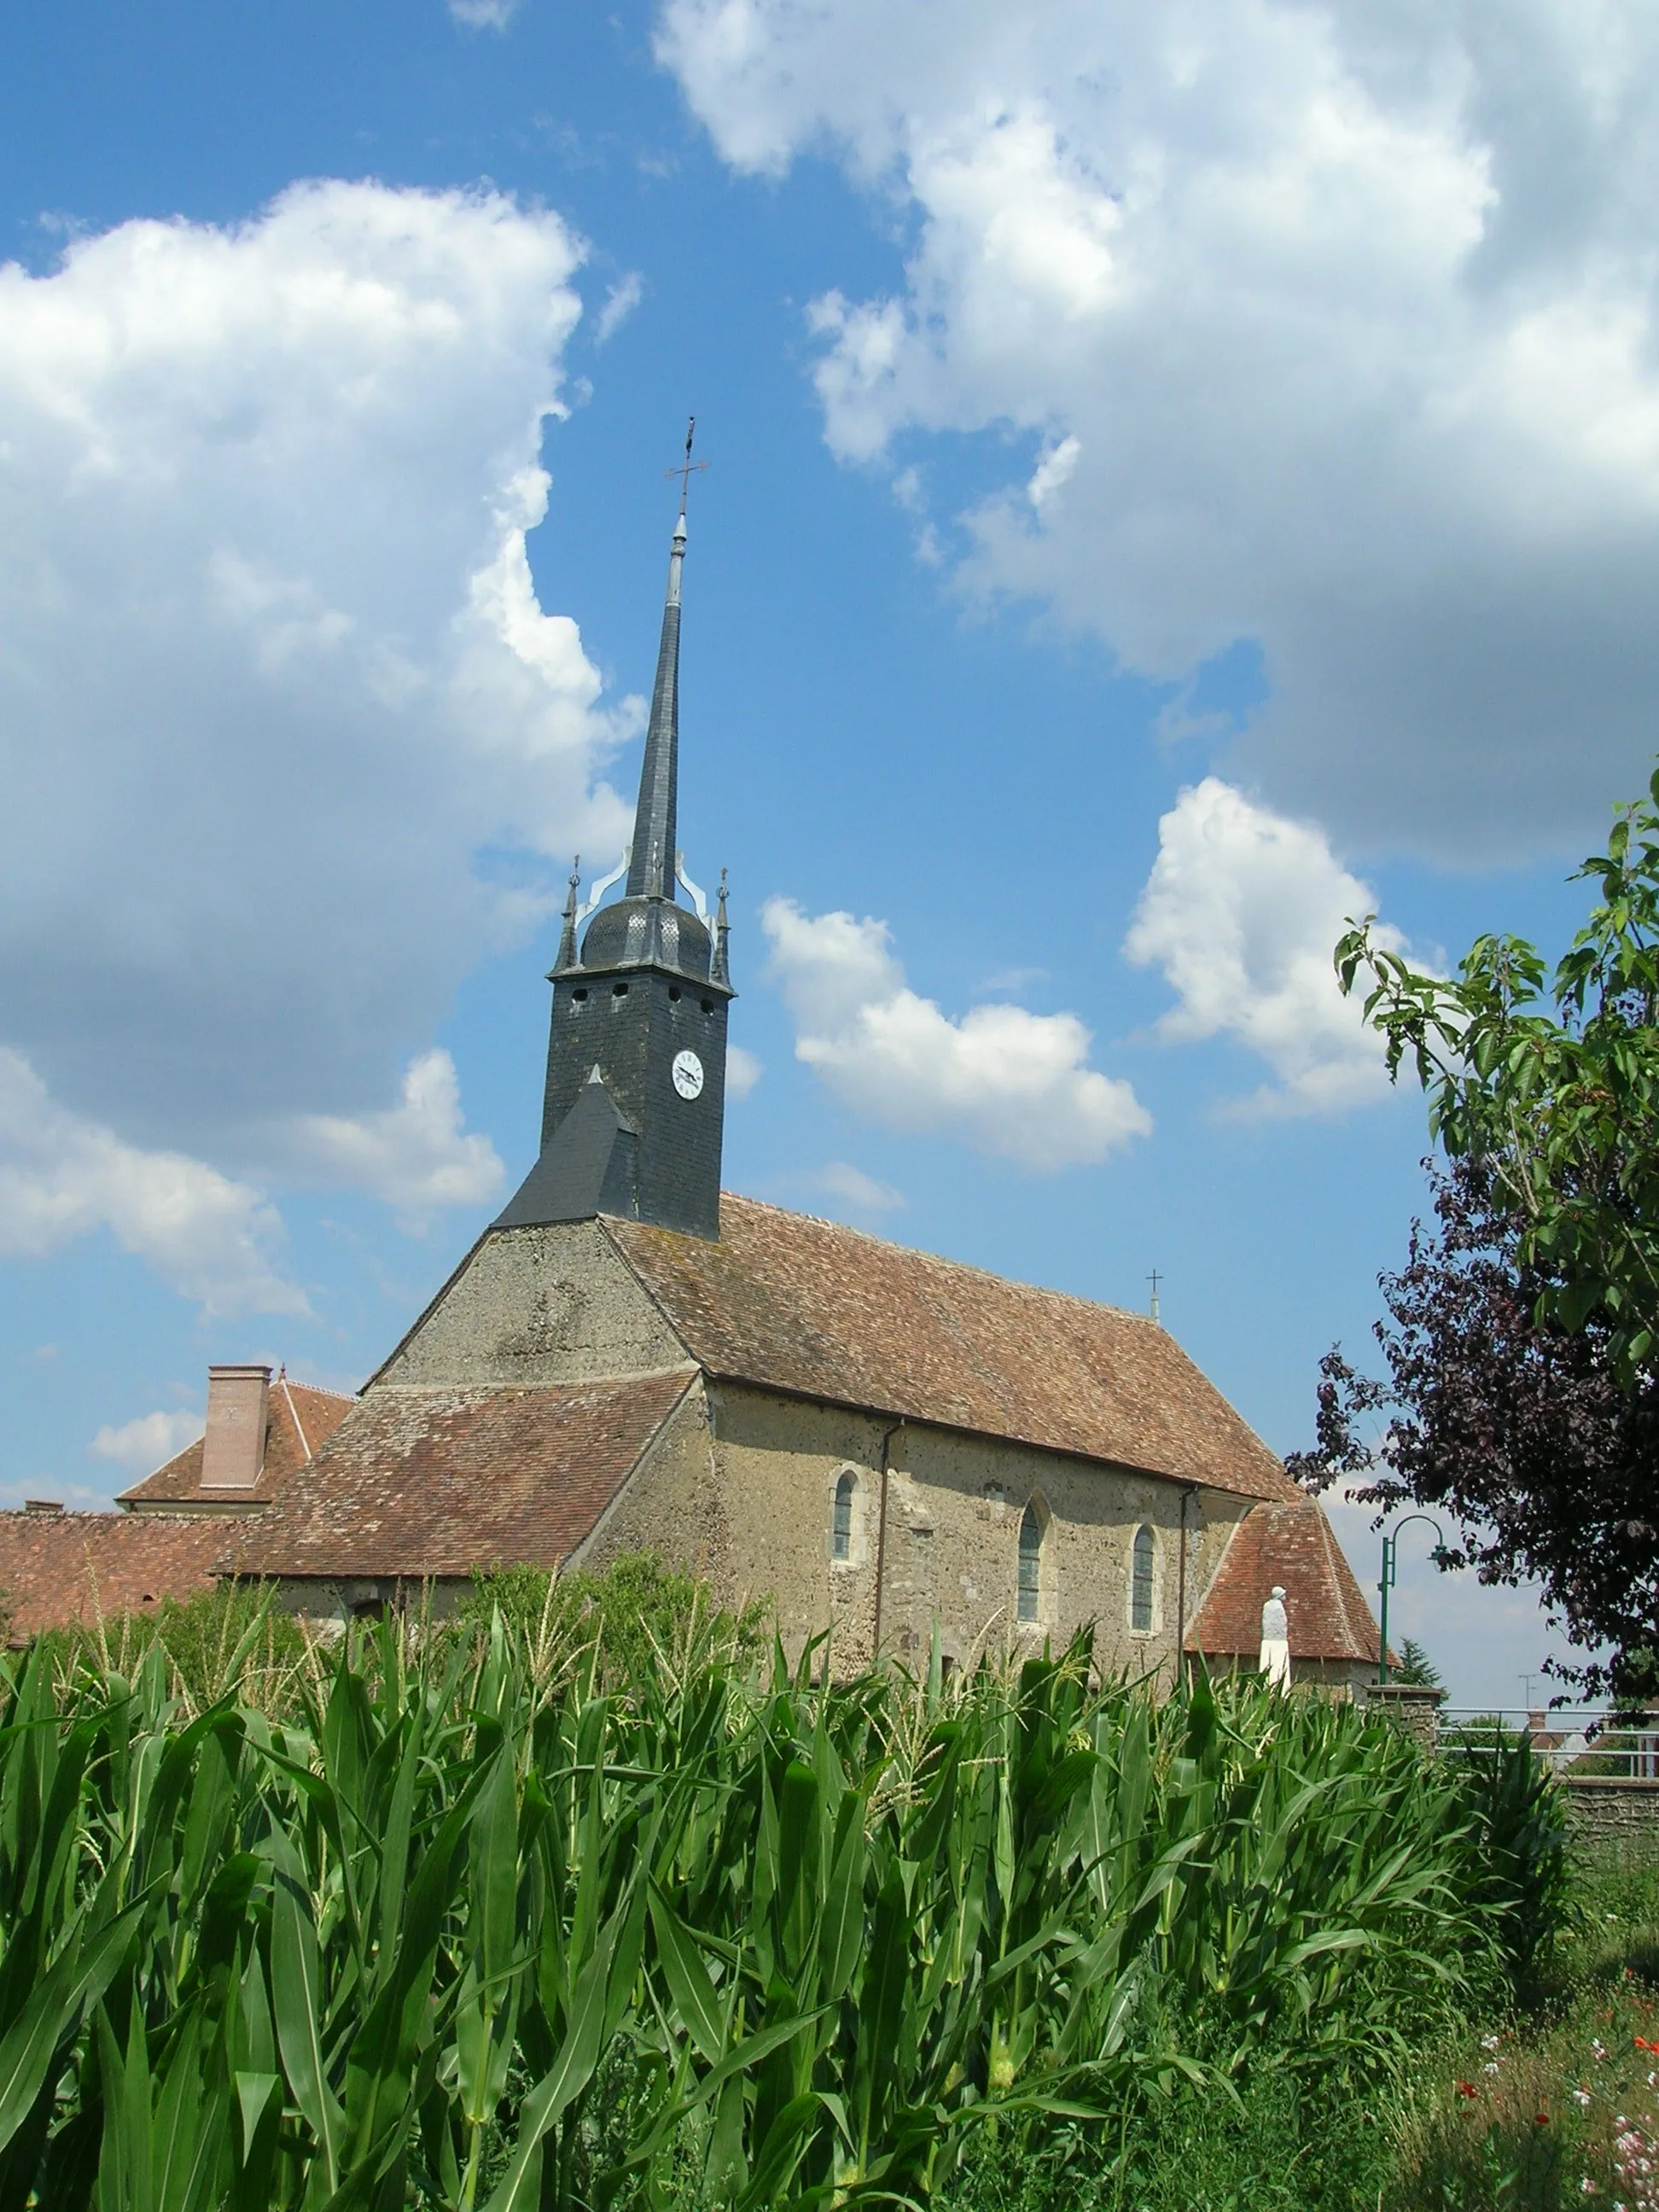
1359, 1681, 1447, 1748
1561, 1776, 1659, 1858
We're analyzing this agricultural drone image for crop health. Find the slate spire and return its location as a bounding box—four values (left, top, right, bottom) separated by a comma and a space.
496, 421, 733, 1243
624, 515, 684, 903
625, 434, 695, 904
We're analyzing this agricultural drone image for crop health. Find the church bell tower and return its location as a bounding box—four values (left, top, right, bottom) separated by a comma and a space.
494, 433, 734, 1242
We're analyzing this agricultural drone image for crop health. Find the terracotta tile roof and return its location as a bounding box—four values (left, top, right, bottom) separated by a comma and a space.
0, 1511, 243, 1639
119, 1377, 354, 1510
239, 1372, 694, 1580
606, 1198, 1300, 1504
1185, 1499, 1382, 1663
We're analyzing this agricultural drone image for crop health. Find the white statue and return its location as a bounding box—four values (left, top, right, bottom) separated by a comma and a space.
1259, 1585, 1290, 1689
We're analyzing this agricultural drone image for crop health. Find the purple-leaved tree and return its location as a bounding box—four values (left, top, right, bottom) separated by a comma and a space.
1291, 1159, 1659, 1704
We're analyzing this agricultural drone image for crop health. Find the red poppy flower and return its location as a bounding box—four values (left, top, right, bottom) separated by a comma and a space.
1457, 2081, 1477, 2098
1534, 2114, 1550, 2128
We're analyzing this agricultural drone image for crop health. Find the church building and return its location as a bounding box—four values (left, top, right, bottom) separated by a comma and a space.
13, 474, 1382, 1685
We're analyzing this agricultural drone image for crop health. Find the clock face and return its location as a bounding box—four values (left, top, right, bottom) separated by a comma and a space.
672, 1049, 704, 1101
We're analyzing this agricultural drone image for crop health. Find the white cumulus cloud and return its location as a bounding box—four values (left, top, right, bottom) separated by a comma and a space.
91, 1407, 203, 1478
762, 896, 1150, 1169
1125, 778, 1411, 1115
595, 272, 644, 343
808, 1161, 905, 1214
0, 178, 632, 1185
285, 1050, 504, 1219
661, 0, 1659, 854
0, 1050, 306, 1316
725, 1044, 764, 1099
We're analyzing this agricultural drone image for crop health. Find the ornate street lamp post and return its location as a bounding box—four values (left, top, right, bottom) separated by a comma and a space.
1377, 1513, 1445, 1686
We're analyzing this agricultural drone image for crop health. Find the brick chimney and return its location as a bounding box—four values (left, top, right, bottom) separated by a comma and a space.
200, 1365, 271, 1491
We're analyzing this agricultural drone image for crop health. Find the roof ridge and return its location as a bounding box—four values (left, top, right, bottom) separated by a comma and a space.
1315, 1505, 1376, 1658
364, 1366, 700, 1396
0, 1505, 132, 1522
1182, 1499, 1255, 1648
1313, 1511, 1348, 1647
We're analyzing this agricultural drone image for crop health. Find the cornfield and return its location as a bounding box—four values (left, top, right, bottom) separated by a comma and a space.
0, 1591, 1561, 2211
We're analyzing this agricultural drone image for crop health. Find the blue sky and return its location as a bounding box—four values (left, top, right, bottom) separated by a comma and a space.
2, 0, 1652, 1706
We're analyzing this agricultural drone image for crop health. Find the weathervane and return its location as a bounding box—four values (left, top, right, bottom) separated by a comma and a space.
667, 415, 708, 513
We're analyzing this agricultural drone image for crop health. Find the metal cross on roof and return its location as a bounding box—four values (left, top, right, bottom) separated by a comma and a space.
667, 416, 708, 512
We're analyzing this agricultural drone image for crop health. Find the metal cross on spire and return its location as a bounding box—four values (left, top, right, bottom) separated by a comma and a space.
666, 416, 708, 515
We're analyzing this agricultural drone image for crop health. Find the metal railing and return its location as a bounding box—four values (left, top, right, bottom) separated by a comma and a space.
1436, 1708, 1659, 1780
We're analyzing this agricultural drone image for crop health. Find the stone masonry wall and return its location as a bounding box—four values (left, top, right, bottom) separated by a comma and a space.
701, 1382, 1253, 1680
571, 1380, 733, 1592
1562, 1778, 1659, 1859
1360, 1683, 1447, 1744
372, 1223, 689, 1388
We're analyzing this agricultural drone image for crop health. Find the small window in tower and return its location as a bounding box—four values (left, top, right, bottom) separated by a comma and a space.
572, 988, 588, 1004
1017, 1504, 1043, 1623
612, 982, 629, 998
831, 1470, 855, 1563
669, 987, 681, 1002
1130, 1525, 1155, 1632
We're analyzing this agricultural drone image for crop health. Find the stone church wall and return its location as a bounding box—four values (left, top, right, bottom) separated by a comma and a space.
372, 1224, 689, 1388
695, 1382, 1253, 1679
570, 1379, 733, 1590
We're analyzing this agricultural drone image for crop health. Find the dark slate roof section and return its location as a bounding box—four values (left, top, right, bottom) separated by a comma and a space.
0, 1512, 242, 1639
495, 1077, 637, 1231
119, 1378, 354, 1511
240, 1372, 694, 1580
572, 503, 722, 985
605, 1196, 1302, 1505
1185, 1499, 1383, 1663
624, 505, 684, 905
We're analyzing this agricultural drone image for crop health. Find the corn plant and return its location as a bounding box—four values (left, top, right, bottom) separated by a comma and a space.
0, 1595, 1556, 2210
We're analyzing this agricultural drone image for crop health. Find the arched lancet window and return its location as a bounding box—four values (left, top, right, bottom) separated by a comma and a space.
1131, 1525, 1155, 1632
1016, 1504, 1044, 1623
831, 1470, 855, 1563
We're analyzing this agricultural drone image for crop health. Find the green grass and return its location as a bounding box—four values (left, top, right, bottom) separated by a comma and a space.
940, 2058, 1402, 2212
1384, 1854, 1659, 2211
932, 1853, 1659, 2212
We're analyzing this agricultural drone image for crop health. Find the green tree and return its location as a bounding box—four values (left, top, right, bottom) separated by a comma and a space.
1393, 1637, 1441, 1689
1338, 765, 1659, 1382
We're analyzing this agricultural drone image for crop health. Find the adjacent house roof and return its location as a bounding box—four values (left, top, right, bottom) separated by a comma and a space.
241, 1372, 694, 1580
119, 1376, 353, 1511
1186, 1499, 1382, 1664
607, 1198, 1301, 1504
0, 1511, 242, 1640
